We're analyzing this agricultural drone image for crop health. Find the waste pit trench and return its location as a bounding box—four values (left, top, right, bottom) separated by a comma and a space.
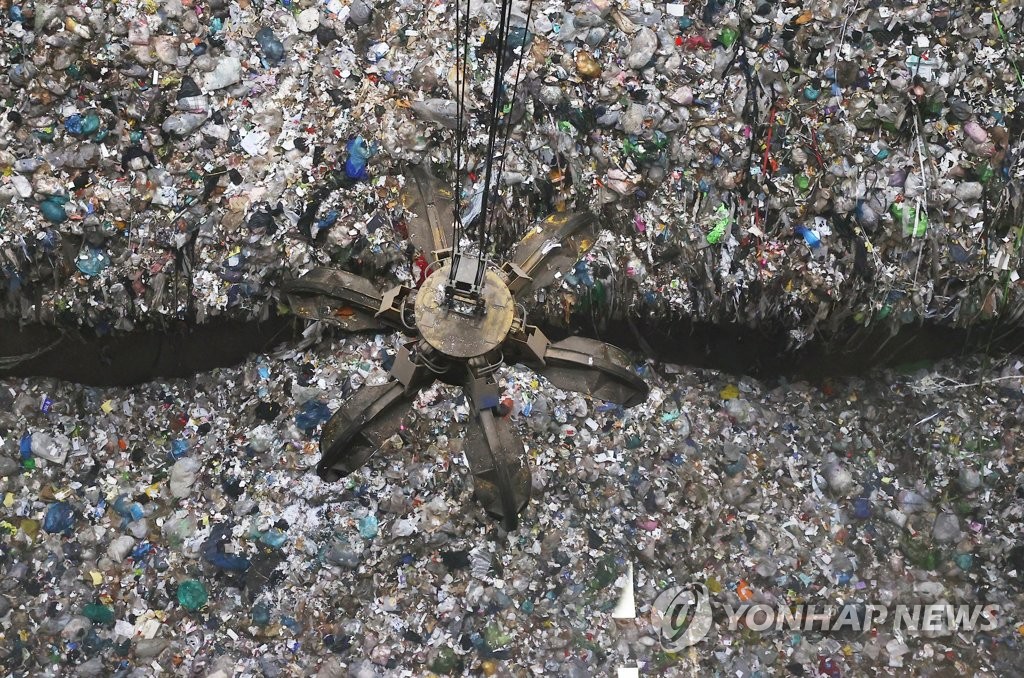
2, 315, 1022, 387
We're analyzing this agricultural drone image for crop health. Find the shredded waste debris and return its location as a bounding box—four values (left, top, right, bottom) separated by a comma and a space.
0, 0, 1021, 347
1, 338, 1022, 675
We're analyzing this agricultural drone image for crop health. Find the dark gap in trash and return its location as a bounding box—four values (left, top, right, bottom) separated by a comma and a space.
2, 315, 1023, 387
0, 317, 296, 386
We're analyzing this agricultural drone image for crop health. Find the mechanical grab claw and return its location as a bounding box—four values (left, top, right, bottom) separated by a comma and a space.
282, 168, 648, 529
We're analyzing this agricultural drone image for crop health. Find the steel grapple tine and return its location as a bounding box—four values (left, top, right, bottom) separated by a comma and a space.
318, 380, 413, 482
318, 345, 436, 482
502, 212, 597, 297
281, 268, 385, 330
462, 368, 531, 529
526, 335, 649, 408
400, 167, 454, 265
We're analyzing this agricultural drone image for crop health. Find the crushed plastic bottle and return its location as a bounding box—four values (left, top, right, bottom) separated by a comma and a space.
177, 580, 209, 611
357, 514, 379, 539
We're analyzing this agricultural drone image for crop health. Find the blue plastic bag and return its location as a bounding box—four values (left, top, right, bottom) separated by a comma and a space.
344, 137, 376, 181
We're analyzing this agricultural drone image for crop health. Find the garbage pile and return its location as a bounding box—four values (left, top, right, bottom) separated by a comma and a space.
1, 0, 1022, 344
0, 334, 1022, 675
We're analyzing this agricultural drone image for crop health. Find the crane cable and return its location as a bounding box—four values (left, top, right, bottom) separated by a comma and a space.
476, 0, 516, 253
487, 0, 535, 240
451, 0, 470, 253
448, 0, 533, 257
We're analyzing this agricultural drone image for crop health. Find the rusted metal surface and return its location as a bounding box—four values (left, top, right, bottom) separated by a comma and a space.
416, 264, 515, 359
463, 366, 533, 520
280, 268, 385, 331
535, 335, 649, 408
399, 166, 454, 265
507, 212, 596, 295
318, 379, 414, 483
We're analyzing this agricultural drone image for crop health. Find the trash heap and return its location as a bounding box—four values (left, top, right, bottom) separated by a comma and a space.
1, 0, 1022, 345
1, 335, 1022, 675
